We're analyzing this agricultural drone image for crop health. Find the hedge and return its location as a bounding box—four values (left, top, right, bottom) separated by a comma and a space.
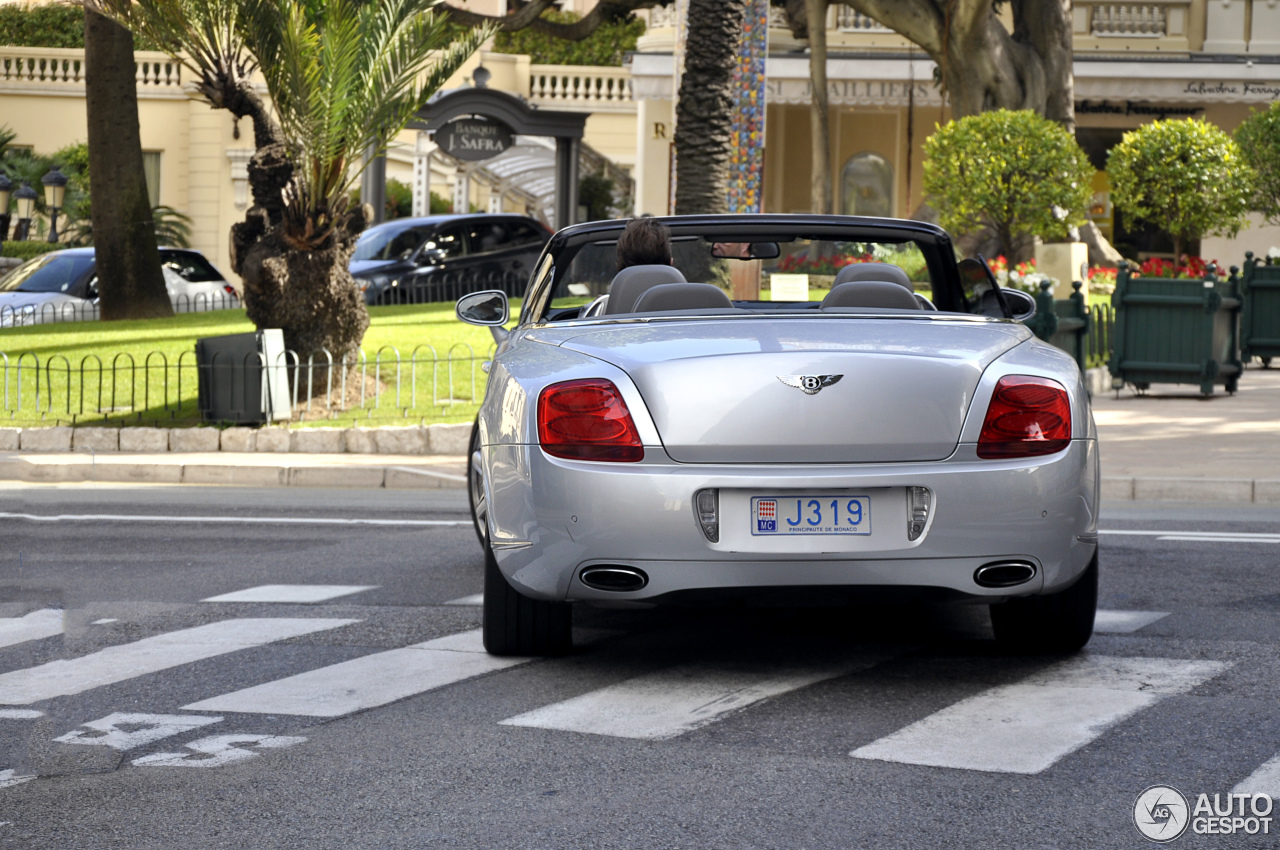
0, 4, 87, 49
492, 10, 644, 66
1, 240, 62, 259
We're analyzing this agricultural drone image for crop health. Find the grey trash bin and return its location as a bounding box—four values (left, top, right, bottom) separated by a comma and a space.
195, 329, 292, 424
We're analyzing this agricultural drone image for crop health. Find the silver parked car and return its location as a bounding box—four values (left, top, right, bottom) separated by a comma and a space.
457, 215, 1098, 657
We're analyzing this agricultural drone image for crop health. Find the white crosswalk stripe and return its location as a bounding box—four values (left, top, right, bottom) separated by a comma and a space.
0, 609, 63, 651
500, 653, 892, 741
0, 618, 358, 705
183, 629, 529, 718
851, 655, 1229, 774
1094, 610, 1169, 633
201, 585, 377, 604
1234, 754, 1280, 800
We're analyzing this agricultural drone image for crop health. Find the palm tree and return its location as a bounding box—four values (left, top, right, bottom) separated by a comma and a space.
96, 0, 486, 362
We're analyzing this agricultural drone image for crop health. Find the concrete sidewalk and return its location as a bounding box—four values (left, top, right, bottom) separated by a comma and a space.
0, 451, 467, 489
1, 364, 1278, 498
1095, 362, 1280, 502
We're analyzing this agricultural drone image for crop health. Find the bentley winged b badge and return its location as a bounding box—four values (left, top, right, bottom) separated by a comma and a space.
778, 374, 843, 395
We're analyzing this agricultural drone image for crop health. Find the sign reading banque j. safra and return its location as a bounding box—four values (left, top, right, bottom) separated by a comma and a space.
434, 116, 513, 162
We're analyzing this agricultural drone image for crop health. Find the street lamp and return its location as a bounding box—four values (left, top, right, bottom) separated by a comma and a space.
0, 171, 12, 250
12, 181, 36, 242
41, 166, 68, 244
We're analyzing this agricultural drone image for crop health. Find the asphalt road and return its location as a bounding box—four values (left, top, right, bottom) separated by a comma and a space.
1, 483, 1279, 849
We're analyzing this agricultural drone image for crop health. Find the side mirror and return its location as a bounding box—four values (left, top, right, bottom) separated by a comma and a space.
418, 247, 447, 265
997, 287, 1037, 322
456, 289, 509, 326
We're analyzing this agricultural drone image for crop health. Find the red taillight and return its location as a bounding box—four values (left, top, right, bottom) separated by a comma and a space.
977, 375, 1071, 459
537, 379, 643, 462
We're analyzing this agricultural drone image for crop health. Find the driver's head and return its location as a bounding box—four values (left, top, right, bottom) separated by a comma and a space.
617, 217, 673, 270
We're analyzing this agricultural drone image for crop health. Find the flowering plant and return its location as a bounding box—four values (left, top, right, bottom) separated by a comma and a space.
775, 253, 873, 276
988, 255, 1045, 293
1138, 256, 1213, 279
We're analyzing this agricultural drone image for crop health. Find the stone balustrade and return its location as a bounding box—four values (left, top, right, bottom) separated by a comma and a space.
0, 46, 184, 95
528, 65, 634, 113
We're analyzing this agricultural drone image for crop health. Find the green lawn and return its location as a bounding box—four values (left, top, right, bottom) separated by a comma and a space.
0, 302, 518, 428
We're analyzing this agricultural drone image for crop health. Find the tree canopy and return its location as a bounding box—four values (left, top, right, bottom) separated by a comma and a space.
923, 109, 1091, 260
1234, 102, 1280, 226
1108, 118, 1254, 260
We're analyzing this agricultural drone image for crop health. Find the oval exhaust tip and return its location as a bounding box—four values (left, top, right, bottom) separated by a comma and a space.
580, 566, 649, 592
974, 561, 1037, 588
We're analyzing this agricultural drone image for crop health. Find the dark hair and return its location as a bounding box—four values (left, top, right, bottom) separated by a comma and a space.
616, 217, 672, 270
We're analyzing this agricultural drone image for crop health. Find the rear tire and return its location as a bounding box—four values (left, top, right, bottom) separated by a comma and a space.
990, 553, 1097, 654
467, 419, 486, 546
482, 543, 572, 656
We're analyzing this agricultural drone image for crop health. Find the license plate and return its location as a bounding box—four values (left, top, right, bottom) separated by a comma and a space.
751, 496, 871, 536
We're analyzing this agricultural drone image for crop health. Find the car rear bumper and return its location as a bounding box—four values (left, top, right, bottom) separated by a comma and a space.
483, 439, 1099, 603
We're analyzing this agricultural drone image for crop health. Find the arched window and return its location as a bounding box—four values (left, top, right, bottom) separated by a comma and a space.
841, 152, 894, 218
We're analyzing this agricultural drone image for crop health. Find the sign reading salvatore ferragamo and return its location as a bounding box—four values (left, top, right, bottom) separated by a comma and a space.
433, 115, 514, 162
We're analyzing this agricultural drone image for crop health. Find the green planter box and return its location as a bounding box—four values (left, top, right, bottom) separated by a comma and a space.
1107, 268, 1242, 396
1240, 252, 1280, 367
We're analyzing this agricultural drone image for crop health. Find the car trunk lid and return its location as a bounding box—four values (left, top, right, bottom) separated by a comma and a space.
555, 316, 1029, 463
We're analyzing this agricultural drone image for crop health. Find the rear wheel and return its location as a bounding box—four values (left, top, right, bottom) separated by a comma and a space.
482, 543, 572, 656
467, 420, 486, 546
990, 553, 1097, 654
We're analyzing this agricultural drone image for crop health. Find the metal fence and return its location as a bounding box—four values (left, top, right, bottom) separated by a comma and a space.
0, 343, 494, 426
0, 291, 243, 327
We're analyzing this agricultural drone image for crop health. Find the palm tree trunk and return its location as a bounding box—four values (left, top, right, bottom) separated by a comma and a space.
673, 0, 748, 215
806, 0, 832, 216
84, 8, 172, 320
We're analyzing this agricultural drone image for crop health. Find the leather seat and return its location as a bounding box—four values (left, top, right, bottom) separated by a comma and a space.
834, 262, 913, 291
605, 265, 688, 314
820, 280, 920, 310
632, 282, 734, 313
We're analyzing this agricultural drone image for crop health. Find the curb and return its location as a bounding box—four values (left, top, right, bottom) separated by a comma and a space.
1102, 476, 1280, 503
0, 423, 472, 456
0, 457, 466, 489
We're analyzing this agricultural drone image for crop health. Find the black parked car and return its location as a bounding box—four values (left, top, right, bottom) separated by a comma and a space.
349, 214, 552, 305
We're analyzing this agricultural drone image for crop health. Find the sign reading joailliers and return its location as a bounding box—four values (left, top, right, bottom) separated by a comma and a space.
433, 116, 514, 162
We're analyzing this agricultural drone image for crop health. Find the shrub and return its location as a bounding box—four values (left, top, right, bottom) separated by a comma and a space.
1234, 102, 1280, 225
1, 240, 61, 259
923, 109, 1092, 260
429, 191, 452, 214
0, 2, 86, 48
492, 10, 644, 66
1108, 118, 1254, 260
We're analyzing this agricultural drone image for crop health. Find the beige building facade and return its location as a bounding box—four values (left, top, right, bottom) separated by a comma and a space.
3, 0, 1279, 283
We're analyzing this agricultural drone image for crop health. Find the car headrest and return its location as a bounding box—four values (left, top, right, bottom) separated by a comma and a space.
834, 262, 913, 291
632, 283, 733, 313
605, 264, 688, 314
820, 281, 921, 310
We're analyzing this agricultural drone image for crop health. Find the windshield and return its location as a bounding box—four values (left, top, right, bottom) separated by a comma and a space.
352, 223, 431, 262
0, 253, 94, 294
547, 236, 938, 315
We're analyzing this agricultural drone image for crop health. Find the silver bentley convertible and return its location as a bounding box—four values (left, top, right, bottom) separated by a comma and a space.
457, 215, 1099, 657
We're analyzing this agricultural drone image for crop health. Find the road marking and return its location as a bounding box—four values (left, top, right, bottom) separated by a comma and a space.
55, 713, 221, 750
0, 770, 34, 789
0, 709, 42, 720
91, 619, 118, 625
133, 734, 306, 768
444, 594, 484, 606
0, 511, 467, 528
1234, 753, 1280, 800
0, 618, 358, 705
1101, 529, 1280, 541
0, 609, 62, 650
202, 585, 378, 604
183, 629, 529, 718
850, 655, 1229, 774
501, 655, 889, 741
1158, 535, 1280, 544
1094, 610, 1170, 634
